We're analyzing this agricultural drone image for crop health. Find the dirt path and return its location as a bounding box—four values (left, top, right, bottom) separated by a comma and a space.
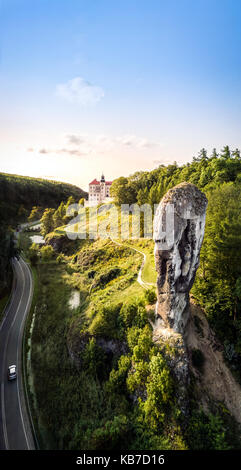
186, 301, 241, 423
110, 237, 155, 290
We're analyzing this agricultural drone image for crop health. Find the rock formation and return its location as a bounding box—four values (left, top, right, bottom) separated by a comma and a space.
153, 182, 208, 335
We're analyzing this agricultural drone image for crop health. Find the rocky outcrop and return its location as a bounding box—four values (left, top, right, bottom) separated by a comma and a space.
152, 183, 207, 415
153, 182, 208, 335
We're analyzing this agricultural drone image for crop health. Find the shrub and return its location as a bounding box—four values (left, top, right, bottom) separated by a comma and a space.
40, 244, 55, 261
144, 288, 157, 304
141, 353, 174, 430
92, 268, 121, 290
91, 415, 130, 450
82, 338, 107, 379
88, 304, 121, 339
107, 355, 131, 393
127, 360, 150, 393
187, 411, 230, 450
29, 242, 39, 265
120, 299, 147, 328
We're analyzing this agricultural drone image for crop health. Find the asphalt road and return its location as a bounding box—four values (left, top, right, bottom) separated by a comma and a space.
0, 257, 35, 450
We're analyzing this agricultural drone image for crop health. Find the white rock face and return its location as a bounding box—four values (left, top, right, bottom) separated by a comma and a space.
153, 182, 208, 335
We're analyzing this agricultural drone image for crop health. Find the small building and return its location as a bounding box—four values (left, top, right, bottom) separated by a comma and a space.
88, 174, 113, 206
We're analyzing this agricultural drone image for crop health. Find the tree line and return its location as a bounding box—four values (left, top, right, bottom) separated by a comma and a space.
0, 172, 87, 297
111, 145, 241, 380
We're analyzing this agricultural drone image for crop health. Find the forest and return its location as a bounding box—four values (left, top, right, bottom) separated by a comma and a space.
1, 147, 241, 450
18, 146, 241, 450
111, 146, 241, 381
0, 172, 87, 297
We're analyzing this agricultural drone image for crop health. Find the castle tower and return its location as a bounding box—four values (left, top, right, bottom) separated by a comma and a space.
100, 173, 105, 199
88, 174, 112, 206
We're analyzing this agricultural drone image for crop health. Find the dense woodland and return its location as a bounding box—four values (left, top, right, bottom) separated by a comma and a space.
0, 172, 87, 295
0, 172, 87, 224
17, 145, 241, 450
111, 146, 241, 380
1, 148, 241, 450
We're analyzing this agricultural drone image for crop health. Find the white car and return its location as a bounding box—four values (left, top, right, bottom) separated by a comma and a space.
8, 365, 17, 381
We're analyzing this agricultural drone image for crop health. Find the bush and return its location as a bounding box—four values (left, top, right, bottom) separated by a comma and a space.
40, 245, 54, 261
88, 304, 121, 339
82, 338, 107, 379
29, 242, 39, 265
144, 288, 157, 304
56, 253, 65, 264
187, 411, 230, 450
120, 299, 147, 328
90, 415, 130, 450
141, 353, 174, 431
107, 355, 131, 393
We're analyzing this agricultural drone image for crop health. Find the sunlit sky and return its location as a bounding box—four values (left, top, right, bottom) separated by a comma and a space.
1, 0, 241, 191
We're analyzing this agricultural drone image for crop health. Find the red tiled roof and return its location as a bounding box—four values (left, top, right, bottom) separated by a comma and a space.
89, 179, 100, 185
89, 179, 112, 185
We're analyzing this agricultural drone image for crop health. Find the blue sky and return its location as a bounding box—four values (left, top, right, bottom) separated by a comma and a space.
1, 0, 241, 190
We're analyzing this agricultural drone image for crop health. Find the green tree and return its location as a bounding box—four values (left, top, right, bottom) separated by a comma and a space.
40, 245, 54, 260
29, 242, 39, 265
220, 145, 231, 159
28, 206, 43, 222
78, 197, 85, 206
192, 183, 241, 349
66, 196, 75, 208
53, 201, 66, 228
41, 208, 55, 236
141, 353, 173, 430
110, 177, 137, 205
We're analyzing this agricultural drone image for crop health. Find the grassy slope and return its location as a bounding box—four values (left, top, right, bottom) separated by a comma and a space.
29, 236, 146, 449
49, 205, 157, 285
26, 202, 241, 450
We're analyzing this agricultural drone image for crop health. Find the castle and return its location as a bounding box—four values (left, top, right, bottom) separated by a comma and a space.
88, 174, 113, 206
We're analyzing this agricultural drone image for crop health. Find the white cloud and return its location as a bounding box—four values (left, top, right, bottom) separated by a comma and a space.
66, 134, 86, 145
27, 133, 163, 161
65, 133, 163, 151
55, 77, 104, 105
115, 135, 161, 148
59, 148, 87, 157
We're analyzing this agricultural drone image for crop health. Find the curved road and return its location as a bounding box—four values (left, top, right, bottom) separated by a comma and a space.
0, 256, 35, 450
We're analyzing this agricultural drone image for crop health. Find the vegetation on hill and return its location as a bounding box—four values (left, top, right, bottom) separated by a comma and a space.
110, 146, 241, 207
3, 147, 241, 449
0, 172, 87, 224
19, 146, 241, 450
25, 234, 186, 450
23, 227, 240, 450
0, 171, 87, 300
0, 226, 15, 308
111, 146, 241, 382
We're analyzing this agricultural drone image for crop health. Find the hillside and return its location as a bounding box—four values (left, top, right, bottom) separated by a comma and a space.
21, 222, 241, 450
20, 148, 241, 450
0, 172, 88, 224
111, 147, 241, 385
0, 172, 87, 300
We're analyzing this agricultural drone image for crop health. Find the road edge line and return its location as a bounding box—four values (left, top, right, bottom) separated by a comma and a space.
20, 259, 39, 450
